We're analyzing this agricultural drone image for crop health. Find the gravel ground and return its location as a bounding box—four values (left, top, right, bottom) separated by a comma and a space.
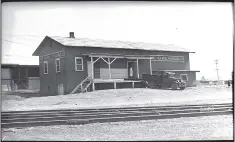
2, 115, 233, 141
2, 85, 232, 112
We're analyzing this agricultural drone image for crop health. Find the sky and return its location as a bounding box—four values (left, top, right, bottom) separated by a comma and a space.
1, 2, 234, 81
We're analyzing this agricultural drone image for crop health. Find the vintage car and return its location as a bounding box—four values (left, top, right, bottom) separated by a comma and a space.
142, 71, 186, 90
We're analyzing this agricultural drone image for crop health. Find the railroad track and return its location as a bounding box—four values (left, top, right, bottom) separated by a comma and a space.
1, 103, 233, 128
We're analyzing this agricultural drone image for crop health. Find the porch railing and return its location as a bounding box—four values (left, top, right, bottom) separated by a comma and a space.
70, 75, 92, 94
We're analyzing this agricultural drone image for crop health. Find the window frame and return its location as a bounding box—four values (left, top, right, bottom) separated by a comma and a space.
44, 61, 48, 74
55, 58, 61, 73
180, 74, 188, 81
75, 57, 84, 71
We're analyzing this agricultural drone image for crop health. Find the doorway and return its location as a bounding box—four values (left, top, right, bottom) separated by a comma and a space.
127, 61, 138, 79
87, 61, 100, 79
58, 84, 64, 95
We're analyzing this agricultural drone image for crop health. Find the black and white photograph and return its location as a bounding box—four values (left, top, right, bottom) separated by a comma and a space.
1, 1, 234, 141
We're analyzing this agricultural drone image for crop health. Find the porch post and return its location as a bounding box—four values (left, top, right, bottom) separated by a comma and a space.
150, 58, 152, 75
114, 82, 116, 89
91, 56, 95, 91
137, 58, 139, 79
26, 67, 29, 89
91, 56, 94, 79
108, 57, 111, 79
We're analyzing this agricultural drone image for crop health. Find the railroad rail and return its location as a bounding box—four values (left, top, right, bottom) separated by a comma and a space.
1, 103, 233, 128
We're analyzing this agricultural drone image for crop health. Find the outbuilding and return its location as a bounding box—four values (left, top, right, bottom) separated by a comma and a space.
1, 64, 40, 91
32, 32, 199, 96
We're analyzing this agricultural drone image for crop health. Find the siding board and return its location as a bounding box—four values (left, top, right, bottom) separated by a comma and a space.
100, 68, 128, 79
1, 69, 10, 79
37, 39, 66, 95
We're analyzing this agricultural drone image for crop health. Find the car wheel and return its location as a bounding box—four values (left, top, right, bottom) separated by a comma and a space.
180, 87, 185, 90
171, 83, 178, 90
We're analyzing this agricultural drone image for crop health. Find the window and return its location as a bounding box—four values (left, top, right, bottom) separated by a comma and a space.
44, 61, 48, 74
75, 57, 83, 71
180, 74, 188, 81
55, 58, 60, 73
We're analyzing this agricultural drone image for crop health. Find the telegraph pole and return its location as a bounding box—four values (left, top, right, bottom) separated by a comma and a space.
215, 60, 219, 81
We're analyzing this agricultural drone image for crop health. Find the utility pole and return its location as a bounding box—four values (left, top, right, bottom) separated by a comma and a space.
215, 60, 219, 82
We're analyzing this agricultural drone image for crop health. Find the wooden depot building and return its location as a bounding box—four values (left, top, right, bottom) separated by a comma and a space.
32, 32, 200, 96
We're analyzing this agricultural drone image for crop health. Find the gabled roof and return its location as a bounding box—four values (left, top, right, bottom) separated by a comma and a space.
33, 36, 194, 56
153, 70, 200, 72
50, 36, 193, 53
1, 63, 39, 68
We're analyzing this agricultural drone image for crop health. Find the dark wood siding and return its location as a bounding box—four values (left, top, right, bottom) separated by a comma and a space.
28, 67, 39, 77
151, 53, 190, 71
64, 53, 89, 94
139, 59, 151, 79
65, 46, 191, 94
110, 58, 127, 69
35, 37, 197, 95
94, 62, 100, 79
173, 71, 196, 87
37, 38, 66, 96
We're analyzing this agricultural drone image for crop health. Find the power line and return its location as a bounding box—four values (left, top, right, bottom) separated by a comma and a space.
2, 34, 45, 38
2, 37, 42, 45
2, 36, 43, 41
1, 39, 36, 46
4, 55, 37, 58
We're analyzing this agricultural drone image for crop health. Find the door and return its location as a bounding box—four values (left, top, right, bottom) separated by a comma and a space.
58, 84, 64, 95
87, 61, 92, 77
127, 61, 138, 79
87, 61, 100, 78
94, 62, 100, 79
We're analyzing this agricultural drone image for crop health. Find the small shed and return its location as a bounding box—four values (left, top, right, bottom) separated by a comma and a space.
1, 64, 40, 91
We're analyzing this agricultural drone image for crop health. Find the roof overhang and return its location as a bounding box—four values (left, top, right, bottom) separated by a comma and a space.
153, 70, 200, 72
82, 53, 154, 59
33, 35, 194, 56
1, 64, 39, 68
32, 36, 48, 56
82, 53, 195, 60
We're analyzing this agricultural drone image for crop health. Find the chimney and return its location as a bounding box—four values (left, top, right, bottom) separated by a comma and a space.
69, 32, 75, 38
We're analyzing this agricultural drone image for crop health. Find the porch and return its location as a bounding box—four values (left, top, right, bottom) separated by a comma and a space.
84, 53, 154, 80
84, 53, 154, 91
70, 78, 145, 94
70, 53, 153, 94
91, 78, 144, 91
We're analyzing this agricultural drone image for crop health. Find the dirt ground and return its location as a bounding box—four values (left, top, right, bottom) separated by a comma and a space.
2, 85, 232, 112
2, 89, 40, 100
2, 115, 233, 141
